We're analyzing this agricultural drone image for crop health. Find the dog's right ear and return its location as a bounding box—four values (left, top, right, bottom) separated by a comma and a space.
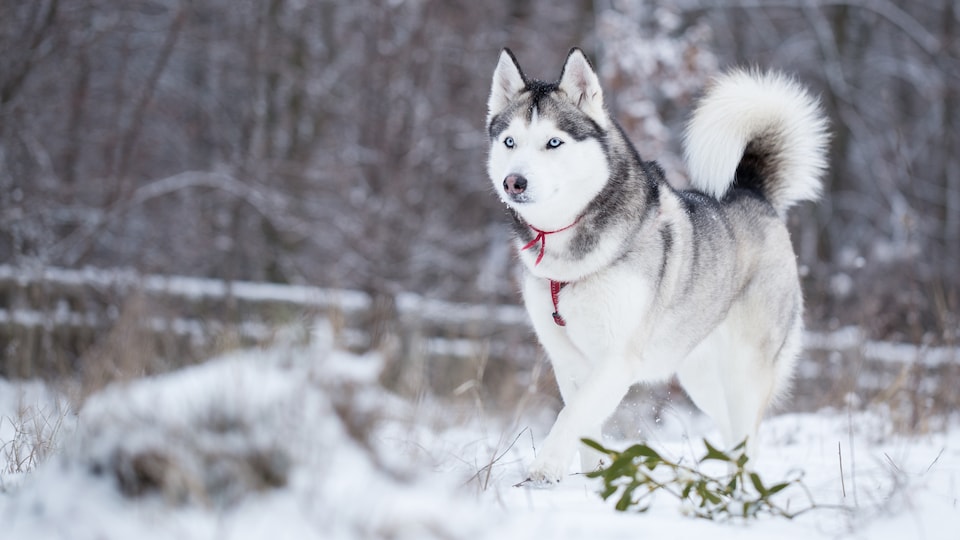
558, 48, 607, 128
487, 48, 527, 124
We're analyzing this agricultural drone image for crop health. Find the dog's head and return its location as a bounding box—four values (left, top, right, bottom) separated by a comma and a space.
486, 48, 611, 230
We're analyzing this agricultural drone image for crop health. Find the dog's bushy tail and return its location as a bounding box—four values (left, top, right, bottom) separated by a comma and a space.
683, 70, 829, 217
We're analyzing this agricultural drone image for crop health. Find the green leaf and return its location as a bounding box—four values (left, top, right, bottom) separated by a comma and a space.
581, 438, 612, 454
701, 440, 732, 463
749, 472, 768, 496
602, 455, 637, 480
695, 481, 720, 506
621, 443, 662, 461
732, 438, 748, 452
725, 475, 738, 493
767, 481, 791, 496
615, 481, 640, 511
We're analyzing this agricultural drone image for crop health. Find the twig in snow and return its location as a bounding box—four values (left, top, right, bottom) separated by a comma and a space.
838, 441, 847, 498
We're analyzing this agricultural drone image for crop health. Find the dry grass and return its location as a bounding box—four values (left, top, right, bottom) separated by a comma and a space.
1, 398, 69, 477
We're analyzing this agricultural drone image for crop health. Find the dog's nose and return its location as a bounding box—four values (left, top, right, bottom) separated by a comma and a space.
503, 174, 527, 195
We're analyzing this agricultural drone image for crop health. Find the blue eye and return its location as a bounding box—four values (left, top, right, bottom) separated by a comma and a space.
504, 136, 515, 148
547, 137, 564, 149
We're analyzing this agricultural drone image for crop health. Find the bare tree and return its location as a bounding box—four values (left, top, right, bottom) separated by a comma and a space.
1, 0, 956, 346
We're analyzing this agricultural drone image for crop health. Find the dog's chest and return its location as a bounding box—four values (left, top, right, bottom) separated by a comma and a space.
547, 271, 653, 350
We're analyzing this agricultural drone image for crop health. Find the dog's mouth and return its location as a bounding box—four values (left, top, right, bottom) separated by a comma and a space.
507, 192, 532, 204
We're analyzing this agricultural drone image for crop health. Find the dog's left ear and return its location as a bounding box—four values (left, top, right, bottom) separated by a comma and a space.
487, 49, 527, 124
558, 48, 607, 127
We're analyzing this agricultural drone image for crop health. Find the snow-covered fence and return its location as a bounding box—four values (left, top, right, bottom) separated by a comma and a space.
0, 266, 956, 414
0, 266, 535, 389
796, 329, 959, 415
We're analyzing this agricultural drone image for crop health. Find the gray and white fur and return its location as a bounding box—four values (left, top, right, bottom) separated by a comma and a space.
486, 48, 828, 485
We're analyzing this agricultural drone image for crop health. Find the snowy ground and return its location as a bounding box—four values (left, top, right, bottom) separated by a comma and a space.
1, 330, 958, 539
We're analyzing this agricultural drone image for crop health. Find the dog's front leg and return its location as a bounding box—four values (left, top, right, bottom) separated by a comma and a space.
526, 357, 634, 485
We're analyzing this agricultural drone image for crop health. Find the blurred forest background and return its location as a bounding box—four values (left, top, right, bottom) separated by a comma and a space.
1, 0, 958, 348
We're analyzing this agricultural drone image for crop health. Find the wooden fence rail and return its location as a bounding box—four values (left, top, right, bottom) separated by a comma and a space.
1, 266, 957, 416
0, 266, 536, 396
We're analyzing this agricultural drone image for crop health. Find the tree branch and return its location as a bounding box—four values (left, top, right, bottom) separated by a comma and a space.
677, 0, 942, 61
48, 171, 312, 266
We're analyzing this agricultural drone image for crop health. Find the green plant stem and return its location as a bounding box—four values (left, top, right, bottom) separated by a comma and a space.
583, 437, 826, 521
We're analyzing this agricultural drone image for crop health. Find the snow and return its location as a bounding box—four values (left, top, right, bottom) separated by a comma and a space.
0, 264, 373, 314
805, 327, 958, 367
1, 330, 959, 539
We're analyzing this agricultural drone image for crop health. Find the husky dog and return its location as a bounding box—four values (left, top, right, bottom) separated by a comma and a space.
486, 48, 828, 485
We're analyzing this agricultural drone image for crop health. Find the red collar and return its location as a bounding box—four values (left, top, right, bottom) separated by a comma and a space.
549, 280, 568, 326
519, 218, 579, 326
520, 218, 580, 266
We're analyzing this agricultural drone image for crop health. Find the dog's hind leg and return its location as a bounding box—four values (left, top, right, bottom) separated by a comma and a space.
717, 342, 776, 459
676, 337, 735, 450
718, 299, 803, 459
679, 353, 772, 461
